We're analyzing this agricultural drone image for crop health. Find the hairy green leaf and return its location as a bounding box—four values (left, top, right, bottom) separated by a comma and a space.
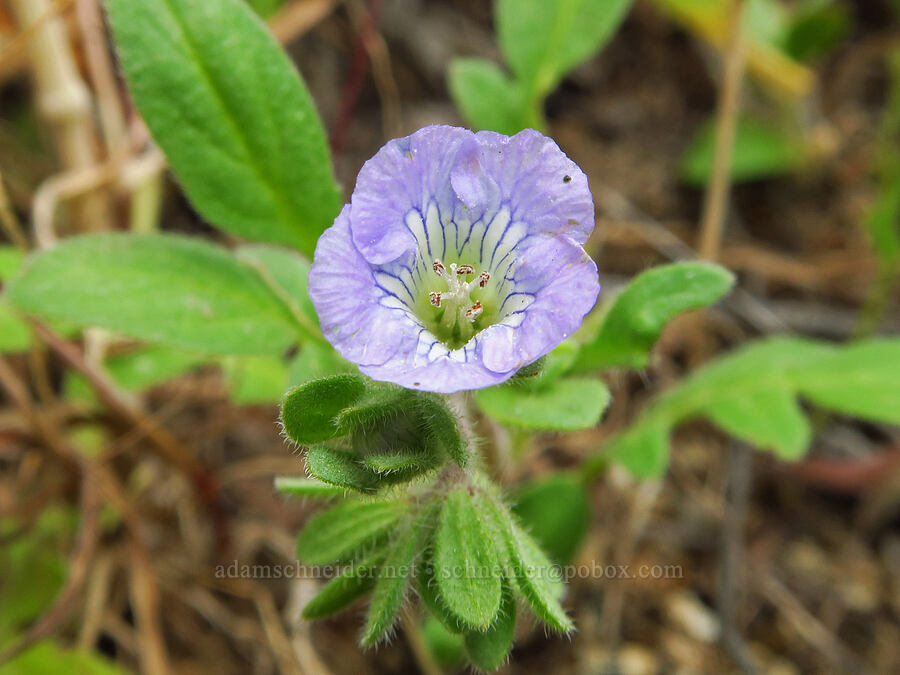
476, 377, 611, 431
434, 489, 502, 630
422, 616, 466, 668
464, 583, 516, 671
506, 521, 571, 633
274, 476, 345, 499
361, 521, 418, 645
305, 445, 378, 493
106, 0, 340, 253
296, 500, 405, 566
7, 234, 302, 354
280, 374, 367, 445
301, 556, 382, 619
417, 555, 467, 634
415, 394, 468, 467
335, 386, 414, 436
362, 450, 435, 476
573, 262, 735, 372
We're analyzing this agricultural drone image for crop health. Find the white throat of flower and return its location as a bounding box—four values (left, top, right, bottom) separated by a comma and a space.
429, 259, 490, 333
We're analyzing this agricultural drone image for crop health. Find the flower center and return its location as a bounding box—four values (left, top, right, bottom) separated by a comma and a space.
423, 258, 495, 349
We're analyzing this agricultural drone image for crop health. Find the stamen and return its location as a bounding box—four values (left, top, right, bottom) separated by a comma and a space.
456, 264, 474, 275
478, 271, 490, 287
429, 292, 442, 307
432, 259, 445, 277
464, 301, 483, 322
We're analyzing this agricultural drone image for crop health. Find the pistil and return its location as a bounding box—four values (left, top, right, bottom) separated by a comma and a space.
429, 259, 491, 341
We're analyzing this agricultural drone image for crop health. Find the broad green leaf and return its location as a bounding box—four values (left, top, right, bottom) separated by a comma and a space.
280, 374, 367, 444
106, 0, 341, 254
865, 164, 900, 270
513, 474, 590, 564
222, 354, 287, 405
274, 476, 344, 499
7, 234, 302, 354
447, 58, 533, 134
301, 556, 381, 620
248, 0, 286, 18
0, 508, 70, 643
506, 522, 572, 633
606, 419, 670, 480
64, 345, 205, 404
785, 0, 850, 62
476, 377, 611, 431
680, 117, 804, 186
305, 445, 378, 493
361, 520, 419, 645
434, 489, 502, 631
464, 583, 516, 671
573, 262, 735, 372
497, 0, 633, 96
792, 340, 900, 424
235, 244, 319, 338
865, 50, 900, 270
596, 337, 900, 479
296, 500, 405, 566
705, 385, 810, 459
0, 642, 126, 674
650, 337, 832, 422
288, 342, 353, 385
0, 247, 27, 353
538, 340, 580, 381
744, 0, 789, 47
0, 246, 23, 280
0, 301, 30, 354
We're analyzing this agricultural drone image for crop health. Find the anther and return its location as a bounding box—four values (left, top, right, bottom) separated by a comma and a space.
456, 264, 474, 275
464, 301, 483, 322
429, 292, 442, 307
432, 259, 445, 276
478, 271, 490, 287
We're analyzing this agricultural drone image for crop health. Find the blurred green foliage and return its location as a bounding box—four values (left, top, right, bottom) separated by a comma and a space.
450, 0, 633, 134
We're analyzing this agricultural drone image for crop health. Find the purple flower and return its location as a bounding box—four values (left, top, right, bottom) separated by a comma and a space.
308, 125, 600, 394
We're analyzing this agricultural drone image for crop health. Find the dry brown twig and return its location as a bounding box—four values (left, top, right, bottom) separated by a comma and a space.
129, 544, 171, 675
29, 320, 231, 552
698, 0, 748, 262
7, 0, 112, 233
0, 169, 28, 248
269, 0, 339, 45
0, 0, 72, 76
